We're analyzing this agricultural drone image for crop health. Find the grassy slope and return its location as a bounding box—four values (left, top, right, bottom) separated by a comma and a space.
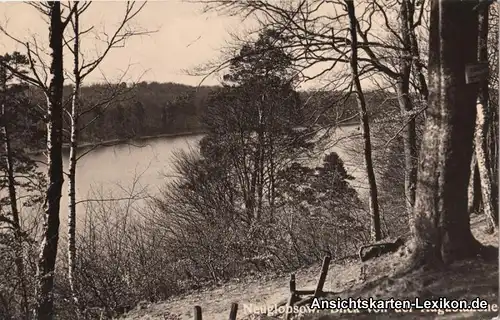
120, 214, 498, 320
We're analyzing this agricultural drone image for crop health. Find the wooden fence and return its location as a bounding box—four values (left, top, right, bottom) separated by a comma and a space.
193, 302, 238, 320
192, 255, 333, 320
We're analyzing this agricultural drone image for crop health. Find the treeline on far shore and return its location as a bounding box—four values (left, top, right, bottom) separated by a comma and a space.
20, 81, 402, 151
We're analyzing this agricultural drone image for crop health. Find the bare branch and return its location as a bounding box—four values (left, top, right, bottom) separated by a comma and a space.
383, 104, 427, 147
79, 1, 155, 79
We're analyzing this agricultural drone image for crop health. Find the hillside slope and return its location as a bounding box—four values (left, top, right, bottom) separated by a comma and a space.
120, 214, 498, 320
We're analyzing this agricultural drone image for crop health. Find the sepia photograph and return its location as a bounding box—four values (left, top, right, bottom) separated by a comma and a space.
0, 0, 498, 319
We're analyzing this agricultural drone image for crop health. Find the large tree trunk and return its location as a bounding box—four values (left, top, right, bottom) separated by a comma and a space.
1, 70, 29, 320
35, 2, 65, 319
346, 0, 381, 241
410, 0, 484, 270
474, 4, 498, 232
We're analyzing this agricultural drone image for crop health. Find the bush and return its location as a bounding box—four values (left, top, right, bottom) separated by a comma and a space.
149, 149, 368, 288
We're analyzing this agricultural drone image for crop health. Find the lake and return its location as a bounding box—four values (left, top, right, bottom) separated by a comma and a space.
31, 124, 366, 231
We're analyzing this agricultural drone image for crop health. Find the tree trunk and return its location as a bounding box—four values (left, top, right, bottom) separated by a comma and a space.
68, 3, 80, 311
493, 3, 500, 218
486, 103, 498, 213
398, 0, 418, 218
474, 100, 497, 232
35, 2, 65, 319
474, 4, 498, 232
407, 0, 429, 102
247, 150, 258, 221
396, 85, 418, 220
268, 134, 276, 218
410, 0, 483, 270
1, 70, 29, 320
346, 0, 381, 242
256, 115, 265, 220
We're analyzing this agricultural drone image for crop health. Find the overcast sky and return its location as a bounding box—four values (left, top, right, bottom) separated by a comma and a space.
0, 1, 250, 87
0, 1, 383, 90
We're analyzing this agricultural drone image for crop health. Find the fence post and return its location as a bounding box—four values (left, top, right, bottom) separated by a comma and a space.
284, 273, 297, 320
194, 305, 202, 320
314, 255, 331, 297
229, 302, 238, 320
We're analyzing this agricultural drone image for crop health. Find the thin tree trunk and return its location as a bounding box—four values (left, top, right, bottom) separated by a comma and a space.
247, 150, 258, 221
257, 137, 264, 220
68, 3, 80, 311
267, 102, 276, 220
407, 0, 429, 102
255, 104, 265, 220
474, 4, 498, 232
398, 0, 418, 218
35, 2, 65, 319
487, 102, 498, 208
410, 0, 484, 270
1, 71, 29, 320
397, 89, 418, 220
269, 134, 276, 217
346, 0, 381, 242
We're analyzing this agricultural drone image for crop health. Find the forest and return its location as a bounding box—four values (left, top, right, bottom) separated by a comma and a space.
20, 81, 395, 151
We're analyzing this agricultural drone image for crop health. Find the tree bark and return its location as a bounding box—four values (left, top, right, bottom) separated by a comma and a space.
346, 0, 381, 241
468, 155, 483, 215
410, 0, 484, 270
407, 0, 429, 102
398, 0, 418, 219
256, 107, 265, 220
486, 102, 498, 213
494, 3, 500, 217
68, 3, 80, 311
35, 2, 65, 319
474, 4, 498, 232
474, 101, 497, 232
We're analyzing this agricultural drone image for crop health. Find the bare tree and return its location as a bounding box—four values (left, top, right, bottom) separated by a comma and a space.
0, 2, 79, 317
345, 0, 381, 241
34, 2, 70, 318
62, 1, 148, 310
2, 2, 150, 314
0, 57, 29, 320
346, 0, 429, 218
195, 0, 431, 234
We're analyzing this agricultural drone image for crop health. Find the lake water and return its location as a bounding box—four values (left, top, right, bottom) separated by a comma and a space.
31, 124, 366, 230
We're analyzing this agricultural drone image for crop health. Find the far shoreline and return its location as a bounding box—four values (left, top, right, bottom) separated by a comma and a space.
27, 121, 360, 157
27, 129, 208, 156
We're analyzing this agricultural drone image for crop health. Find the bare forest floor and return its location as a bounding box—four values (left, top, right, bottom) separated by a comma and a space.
120, 214, 499, 320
